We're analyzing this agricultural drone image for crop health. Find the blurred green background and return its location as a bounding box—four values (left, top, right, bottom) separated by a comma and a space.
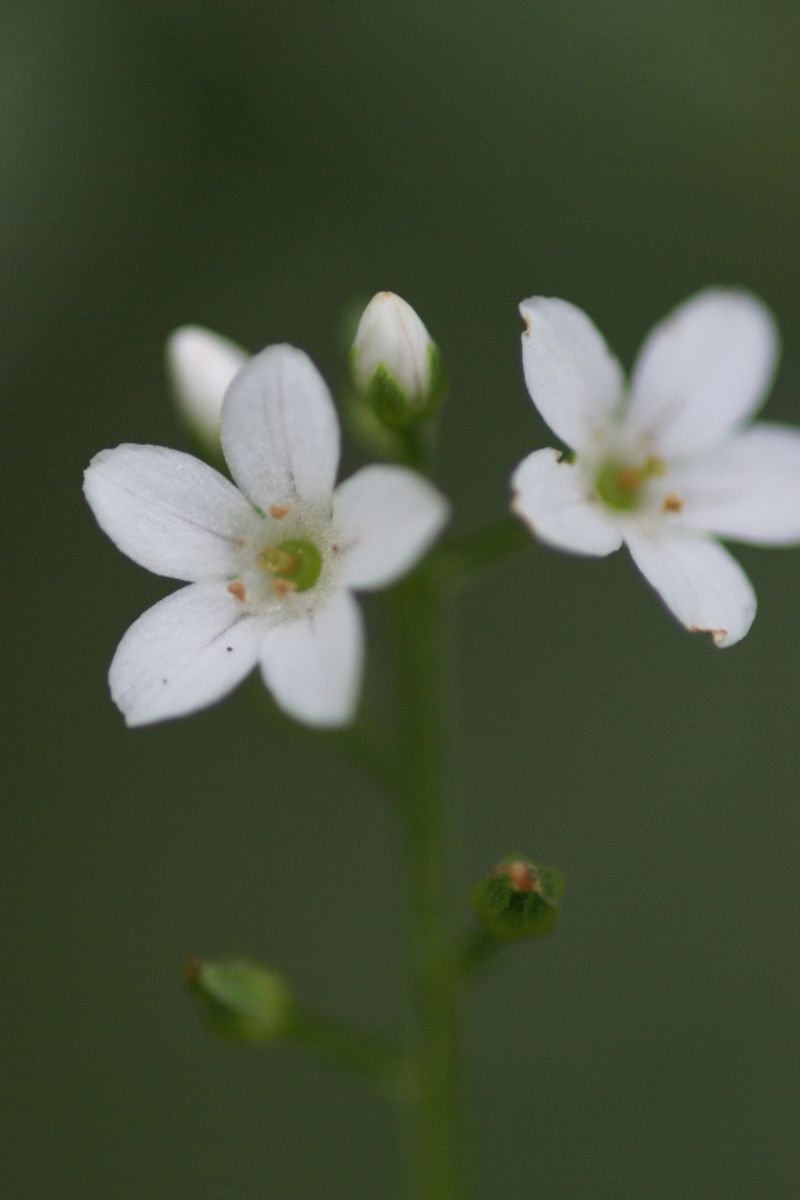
4, 1, 800, 1196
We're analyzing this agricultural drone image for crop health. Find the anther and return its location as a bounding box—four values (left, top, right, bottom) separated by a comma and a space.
663, 493, 683, 513
270, 505, 291, 519
227, 581, 246, 601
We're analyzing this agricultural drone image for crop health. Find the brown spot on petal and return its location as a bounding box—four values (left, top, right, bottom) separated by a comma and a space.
270, 504, 291, 519
690, 625, 727, 645
663, 493, 683, 513
227, 581, 246, 602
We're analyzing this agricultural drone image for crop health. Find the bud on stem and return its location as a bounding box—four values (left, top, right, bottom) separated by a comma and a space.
349, 292, 445, 431
166, 326, 247, 452
470, 855, 564, 942
184, 957, 292, 1045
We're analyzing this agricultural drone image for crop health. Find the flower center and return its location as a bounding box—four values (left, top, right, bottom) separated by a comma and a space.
257, 539, 322, 594
594, 455, 665, 511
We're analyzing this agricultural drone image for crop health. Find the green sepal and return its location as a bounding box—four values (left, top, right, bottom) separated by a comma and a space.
424, 342, 447, 413
470, 856, 564, 943
348, 344, 446, 432
185, 957, 293, 1045
367, 364, 416, 430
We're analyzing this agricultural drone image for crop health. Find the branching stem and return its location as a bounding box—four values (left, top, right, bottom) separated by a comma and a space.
429, 515, 529, 587
287, 1008, 412, 1100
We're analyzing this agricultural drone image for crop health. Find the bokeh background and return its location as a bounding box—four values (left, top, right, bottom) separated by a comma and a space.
4, 1, 800, 1196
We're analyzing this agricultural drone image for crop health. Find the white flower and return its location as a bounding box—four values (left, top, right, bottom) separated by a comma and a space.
512, 288, 800, 647
166, 325, 247, 447
351, 291, 442, 424
84, 344, 449, 727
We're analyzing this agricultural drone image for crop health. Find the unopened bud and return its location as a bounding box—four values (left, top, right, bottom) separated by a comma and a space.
167, 326, 247, 450
184, 957, 292, 1045
470, 856, 564, 942
350, 292, 445, 429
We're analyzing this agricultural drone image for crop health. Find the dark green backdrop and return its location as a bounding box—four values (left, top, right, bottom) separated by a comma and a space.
4, 2, 800, 1196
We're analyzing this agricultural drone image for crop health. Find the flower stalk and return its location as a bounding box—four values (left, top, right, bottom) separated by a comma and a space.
429, 515, 530, 587
85, 283, 800, 1200
287, 1007, 412, 1101
394, 566, 466, 1200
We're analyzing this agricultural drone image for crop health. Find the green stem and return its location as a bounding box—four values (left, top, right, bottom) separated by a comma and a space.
394, 568, 466, 1200
429, 515, 529, 587
287, 1008, 411, 1101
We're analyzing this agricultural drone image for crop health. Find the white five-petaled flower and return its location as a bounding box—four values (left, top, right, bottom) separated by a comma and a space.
512, 288, 800, 647
84, 344, 449, 727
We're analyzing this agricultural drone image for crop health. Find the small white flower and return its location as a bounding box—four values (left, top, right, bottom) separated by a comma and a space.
85, 344, 449, 727
351, 292, 442, 425
512, 288, 800, 646
166, 325, 247, 447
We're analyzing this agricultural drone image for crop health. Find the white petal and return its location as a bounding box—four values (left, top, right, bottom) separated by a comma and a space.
84, 444, 253, 580
167, 326, 247, 444
221, 344, 340, 510
351, 292, 433, 401
511, 448, 622, 556
626, 289, 779, 457
519, 297, 624, 452
259, 590, 363, 727
334, 465, 450, 590
673, 423, 800, 545
624, 529, 756, 648
109, 583, 263, 726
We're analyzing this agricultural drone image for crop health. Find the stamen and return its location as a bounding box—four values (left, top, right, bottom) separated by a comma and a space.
644, 456, 666, 478
227, 580, 246, 602
663, 493, 683, 513
270, 504, 291, 519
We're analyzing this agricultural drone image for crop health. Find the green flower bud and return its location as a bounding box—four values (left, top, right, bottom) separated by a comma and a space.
470, 856, 564, 942
184, 957, 292, 1045
350, 292, 446, 430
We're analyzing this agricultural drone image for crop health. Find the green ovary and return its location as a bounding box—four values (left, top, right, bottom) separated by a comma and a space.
594, 456, 664, 512
258, 539, 322, 593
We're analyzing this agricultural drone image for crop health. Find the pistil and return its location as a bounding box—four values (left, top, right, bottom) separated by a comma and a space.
595, 455, 665, 511
257, 539, 322, 594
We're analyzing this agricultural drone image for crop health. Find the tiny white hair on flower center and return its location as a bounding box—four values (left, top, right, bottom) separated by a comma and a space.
222, 502, 343, 621
512, 287, 800, 648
